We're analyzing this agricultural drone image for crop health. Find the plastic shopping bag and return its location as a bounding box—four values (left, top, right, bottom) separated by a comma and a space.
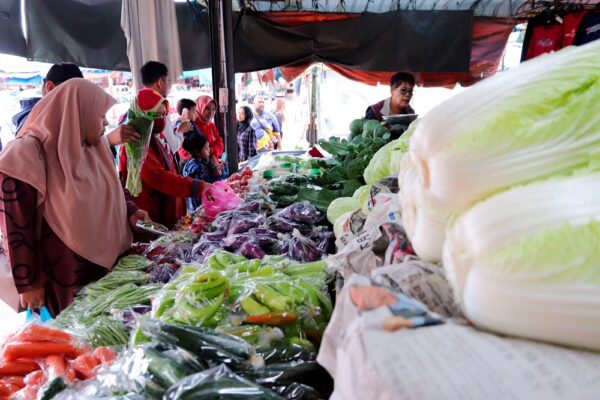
202, 182, 242, 220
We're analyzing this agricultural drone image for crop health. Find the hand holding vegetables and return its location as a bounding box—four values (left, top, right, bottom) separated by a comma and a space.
106, 124, 141, 146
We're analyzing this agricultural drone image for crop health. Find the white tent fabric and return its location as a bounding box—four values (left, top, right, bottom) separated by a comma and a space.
121, 0, 183, 90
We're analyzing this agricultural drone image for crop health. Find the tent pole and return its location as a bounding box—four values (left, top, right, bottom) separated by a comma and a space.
222, 0, 238, 172
208, 0, 238, 173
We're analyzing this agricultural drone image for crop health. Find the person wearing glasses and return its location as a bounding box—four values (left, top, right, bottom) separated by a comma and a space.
365, 72, 416, 122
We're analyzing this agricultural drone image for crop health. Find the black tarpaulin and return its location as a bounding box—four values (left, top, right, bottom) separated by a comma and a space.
0, 0, 27, 58
234, 10, 473, 73
21, 2, 472, 74
176, 4, 211, 71
26, 0, 130, 70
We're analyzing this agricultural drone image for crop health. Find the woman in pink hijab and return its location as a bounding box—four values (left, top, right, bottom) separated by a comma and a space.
0, 78, 148, 316
195, 96, 225, 172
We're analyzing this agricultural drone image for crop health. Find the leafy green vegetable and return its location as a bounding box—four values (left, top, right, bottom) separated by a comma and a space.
327, 197, 360, 224
124, 108, 155, 197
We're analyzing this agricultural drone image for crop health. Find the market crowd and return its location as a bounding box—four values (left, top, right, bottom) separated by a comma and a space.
0, 60, 417, 318
0, 60, 283, 317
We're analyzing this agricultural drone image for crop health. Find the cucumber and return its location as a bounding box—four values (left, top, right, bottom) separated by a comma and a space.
167, 376, 285, 400
257, 347, 317, 364
145, 347, 192, 389
39, 377, 67, 400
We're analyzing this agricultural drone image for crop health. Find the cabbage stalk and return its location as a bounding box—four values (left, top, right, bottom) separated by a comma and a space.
444, 171, 600, 350
353, 185, 372, 214
327, 197, 360, 225
363, 123, 414, 185
410, 40, 600, 213
399, 156, 451, 262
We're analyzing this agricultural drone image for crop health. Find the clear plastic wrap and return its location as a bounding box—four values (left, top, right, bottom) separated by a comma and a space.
122, 101, 156, 197
164, 364, 285, 400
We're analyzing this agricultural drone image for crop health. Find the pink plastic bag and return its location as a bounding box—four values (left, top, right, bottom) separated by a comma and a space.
202, 181, 242, 220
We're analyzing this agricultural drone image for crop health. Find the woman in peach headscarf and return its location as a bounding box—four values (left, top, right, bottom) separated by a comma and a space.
195, 96, 225, 174
0, 78, 148, 316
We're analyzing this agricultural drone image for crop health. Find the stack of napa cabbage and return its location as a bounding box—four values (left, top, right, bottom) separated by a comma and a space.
401, 39, 600, 350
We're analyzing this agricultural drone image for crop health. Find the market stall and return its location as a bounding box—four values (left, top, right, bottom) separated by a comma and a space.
2, 1, 600, 398
2, 38, 600, 398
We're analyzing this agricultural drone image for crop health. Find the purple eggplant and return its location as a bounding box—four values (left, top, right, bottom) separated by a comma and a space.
228, 214, 266, 235
281, 202, 323, 224
118, 305, 152, 325
223, 234, 253, 251
202, 230, 228, 242
239, 241, 266, 259
317, 231, 336, 254
192, 240, 223, 260
236, 201, 261, 213
266, 215, 310, 234
248, 228, 280, 239
287, 234, 321, 262
149, 263, 178, 283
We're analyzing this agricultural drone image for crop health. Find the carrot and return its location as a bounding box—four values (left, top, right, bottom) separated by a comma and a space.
92, 347, 115, 365
0, 381, 18, 396
0, 376, 24, 389
12, 383, 40, 400
245, 311, 298, 326
2, 342, 81, 361
45, 355, 66, 378
13, 324, 72, 344
72, 353, 99, 380
0, 359, 39, 376
64, 364, 76, 383
23, 370, 45, 386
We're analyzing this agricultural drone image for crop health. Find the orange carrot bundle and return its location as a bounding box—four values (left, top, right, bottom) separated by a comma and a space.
13, 324, 72, 344
0, 376, 24, 388
0, 359, 39, 376
71, 353, 99, 380
44, 355, 66, 379
2, 342, 81, 362
92, 347, 116, 365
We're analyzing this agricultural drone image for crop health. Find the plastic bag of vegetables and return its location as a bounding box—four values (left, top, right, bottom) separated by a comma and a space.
203, 182, 242, 220
444, 170, 600, 351
122, 89, 163, 197
164, 364, 284, 400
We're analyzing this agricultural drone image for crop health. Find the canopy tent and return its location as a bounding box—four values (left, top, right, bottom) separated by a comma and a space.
1, 0, 598, 87
0, 0, 520, 88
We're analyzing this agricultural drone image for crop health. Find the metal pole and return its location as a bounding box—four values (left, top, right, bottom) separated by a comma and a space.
222, 0, 238, 172
208, 0, 224, 134
208, 0, 238, 174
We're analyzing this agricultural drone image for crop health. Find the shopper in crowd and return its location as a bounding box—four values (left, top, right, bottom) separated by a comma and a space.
140, 61, 189, 156
119, 89, 210, 229
194, 95, 226, 176
12, 63, 83, 134
272, 98, 286, 144
175, 98, 203, 164
365, 72, 416, 122
251, 96, 281, 152
13, 63, 139, 150
237, 106, 257, 163
0, 79, 150, 316
182, 133, 221, 211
